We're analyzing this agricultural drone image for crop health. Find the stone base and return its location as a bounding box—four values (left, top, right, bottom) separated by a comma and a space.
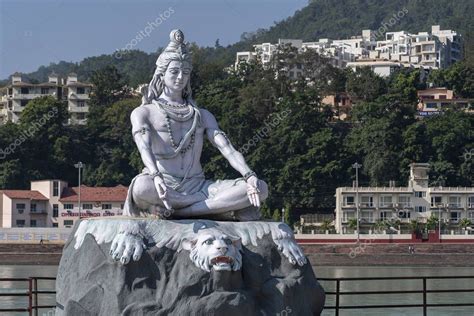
56, 219, 325, 315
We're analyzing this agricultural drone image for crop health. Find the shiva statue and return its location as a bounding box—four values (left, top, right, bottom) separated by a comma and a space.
123, 29, 268, 221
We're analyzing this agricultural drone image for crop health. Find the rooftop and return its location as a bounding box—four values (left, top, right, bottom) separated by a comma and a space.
0, 190, 48, 201
59, 185, 128, 202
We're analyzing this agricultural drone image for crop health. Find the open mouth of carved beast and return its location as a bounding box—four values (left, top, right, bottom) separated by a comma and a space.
210, 256, 234, 270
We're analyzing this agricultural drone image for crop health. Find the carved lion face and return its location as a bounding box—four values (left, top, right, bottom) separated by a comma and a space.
181, 228, 242, 272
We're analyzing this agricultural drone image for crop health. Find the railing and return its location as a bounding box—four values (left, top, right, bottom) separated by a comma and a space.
0, 277, 56, 316
320, 275, 474, 316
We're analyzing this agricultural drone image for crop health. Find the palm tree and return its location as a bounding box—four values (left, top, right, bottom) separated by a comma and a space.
459, 218, 472, 231
320, 219, 333, 233
426, 214, 439, 231
374, 220, 387, 233
347, 218, 358, 233
409, 220, 422, 235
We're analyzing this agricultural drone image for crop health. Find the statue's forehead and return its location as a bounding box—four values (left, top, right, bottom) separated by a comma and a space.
167, 60, 191, 69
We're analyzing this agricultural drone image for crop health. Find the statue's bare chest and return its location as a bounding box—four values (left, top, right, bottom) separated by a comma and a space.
149, 110, 203, 142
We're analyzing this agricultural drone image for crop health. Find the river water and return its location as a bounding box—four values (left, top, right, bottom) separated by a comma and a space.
1, 265, 473, 315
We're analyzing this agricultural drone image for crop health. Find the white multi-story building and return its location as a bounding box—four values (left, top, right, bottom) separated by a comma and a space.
236, 26, 463, 77
0, 180, 127, 228
335, 163, 474, 234
1, 72, 92, 125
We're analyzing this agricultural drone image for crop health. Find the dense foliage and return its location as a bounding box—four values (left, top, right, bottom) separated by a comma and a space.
1, 48, 472, 224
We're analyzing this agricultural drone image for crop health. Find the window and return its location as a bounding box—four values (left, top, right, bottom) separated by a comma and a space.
31, 204, 37, 212
431, 196, 442, 207
380, 211, 391, 221
30, 220, 37, 227
120, 204, 124, 209
20, 87, 29, 94
76, 87, 85, 94
469, 212, 474, 221
53, 204, 59, 217
360, 196, 374, 207
64, 220, 74, 227
53, 181, 59, 196
450, 212, 460, 223
76, 113, 86, 120
398, 196, 411, 208
343, 196, 355, 206
102, 204, 112, 210
426, 103, 437, 109
52, 223, 58, 228
41, 88, 49, 94
415, 191, 426, 198
380, 196, 393, 207
82, 203, 93, 210
448, 196, 461, 208
64, 204, 74, 210
16, 220, 26, 227
342, 211, 355, 223
20, 100, 29, 107
16, 203, 25, 214
415, 206, 427, 213
469, 197, 474, 208
77, 100, 86, 107
361, 211, 373, 223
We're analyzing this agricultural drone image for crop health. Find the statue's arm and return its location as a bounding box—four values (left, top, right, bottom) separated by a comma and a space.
130, 107, 160, 174
202, 109, 253, 176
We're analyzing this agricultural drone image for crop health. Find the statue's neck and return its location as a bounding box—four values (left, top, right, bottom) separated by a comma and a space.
160, 88, 184, 104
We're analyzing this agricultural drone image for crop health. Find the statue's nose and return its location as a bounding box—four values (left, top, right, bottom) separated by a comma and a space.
215, 240, 228, 253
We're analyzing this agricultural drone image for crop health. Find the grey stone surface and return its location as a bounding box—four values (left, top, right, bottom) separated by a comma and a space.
56, 223, 325, 315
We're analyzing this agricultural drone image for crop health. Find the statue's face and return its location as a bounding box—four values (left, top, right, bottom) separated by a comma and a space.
163, 60, 191, 93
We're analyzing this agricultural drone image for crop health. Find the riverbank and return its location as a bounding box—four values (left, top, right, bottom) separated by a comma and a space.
303, 243, 474, 266
2, 243, 474, 266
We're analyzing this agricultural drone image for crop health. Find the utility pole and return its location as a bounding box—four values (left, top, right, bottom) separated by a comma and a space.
352, 162, 362, 243
74, 162, 84, 219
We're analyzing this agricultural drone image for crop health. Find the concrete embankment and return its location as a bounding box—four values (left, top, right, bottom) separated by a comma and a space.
303, 243, 474, 267
1, 243, 474, 266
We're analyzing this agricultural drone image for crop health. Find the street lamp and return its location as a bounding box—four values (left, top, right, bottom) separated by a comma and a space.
352, 162, 362, 243
74, 162, 84, 219
282, 208, 285, 223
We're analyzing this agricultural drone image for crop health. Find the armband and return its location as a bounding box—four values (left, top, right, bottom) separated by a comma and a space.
133, 127, 151, 137
243, 171, 257, 181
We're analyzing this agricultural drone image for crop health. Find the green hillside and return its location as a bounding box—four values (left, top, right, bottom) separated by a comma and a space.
2, 0, 473, 86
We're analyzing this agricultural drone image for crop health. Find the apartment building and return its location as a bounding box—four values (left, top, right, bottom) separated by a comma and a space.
1, 72, 92, 125
0, 180, 127, 228
236, 26, 462, 77
335, 163, 474, 234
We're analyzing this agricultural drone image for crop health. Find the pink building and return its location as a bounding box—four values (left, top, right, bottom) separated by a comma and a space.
0, 180, 127, 228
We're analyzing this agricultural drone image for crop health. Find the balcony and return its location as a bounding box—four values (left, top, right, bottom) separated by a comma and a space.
397, 203, 413, 209
379, 203, 394, 208
360, 203, 375, 208
342, 203, 356, 208
68, 93, 90, 100
448, 203, 463, 209
30, 210, 48, 215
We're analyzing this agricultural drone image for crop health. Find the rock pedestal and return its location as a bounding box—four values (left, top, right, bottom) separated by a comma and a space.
56, 219, 325, 315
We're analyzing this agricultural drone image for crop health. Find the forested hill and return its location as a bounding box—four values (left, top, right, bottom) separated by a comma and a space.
2, 0, 473, 86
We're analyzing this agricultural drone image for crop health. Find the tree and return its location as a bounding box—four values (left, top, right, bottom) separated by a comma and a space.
346, 67, 387, 102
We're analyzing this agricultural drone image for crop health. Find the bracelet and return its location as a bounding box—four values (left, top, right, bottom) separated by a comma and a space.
243, 171, 257, 181
150, 171, 162, 179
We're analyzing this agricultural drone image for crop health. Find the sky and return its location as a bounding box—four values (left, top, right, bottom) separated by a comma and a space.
0, 0, 308, 78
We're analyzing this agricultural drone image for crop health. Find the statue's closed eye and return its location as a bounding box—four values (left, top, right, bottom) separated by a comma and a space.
204, 239, 213, 245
